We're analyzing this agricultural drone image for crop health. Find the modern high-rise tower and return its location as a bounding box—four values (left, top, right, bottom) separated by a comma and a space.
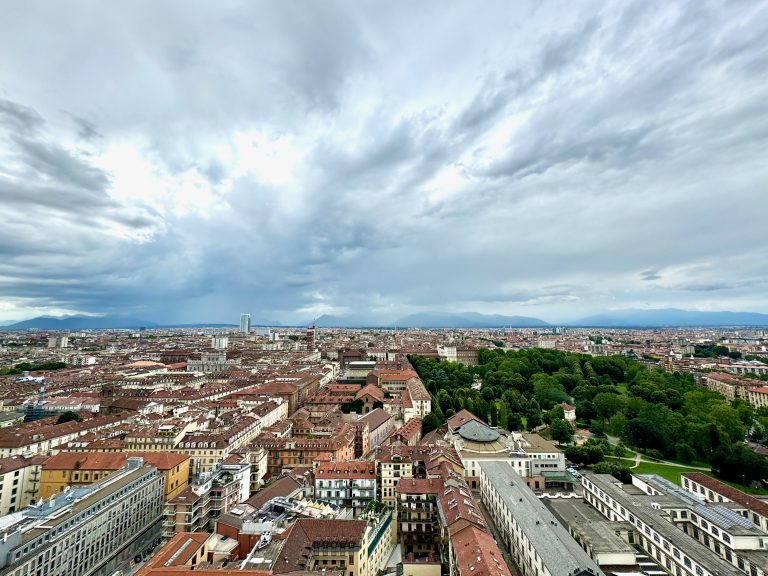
239, 313, 251, 333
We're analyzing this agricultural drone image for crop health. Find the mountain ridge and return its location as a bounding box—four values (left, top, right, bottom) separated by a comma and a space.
3, 316, 275, 330
5, 308, 768, 330
570, 308, 768, 327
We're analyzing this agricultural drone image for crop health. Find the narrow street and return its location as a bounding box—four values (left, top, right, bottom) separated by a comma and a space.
474, 492, 523, 576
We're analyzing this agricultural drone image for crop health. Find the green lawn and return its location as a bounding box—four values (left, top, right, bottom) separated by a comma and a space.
630, 462, 768, 495
631, 462, 707, 485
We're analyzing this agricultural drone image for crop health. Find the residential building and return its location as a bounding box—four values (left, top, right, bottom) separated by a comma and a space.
0, 456, 46, 515
0, 458, 164, 576
559, 402, 577, 425
314, 461, 377, 517
164, 461, 249, 538
39, 451, 190, 501
0, 413, 130, 458
705, 372, 755, 402
252, 423, 356, 477
272, 514, 396, 576
47, 335, 69, 348
746, 386, 768, 409
404, 378, 432, 420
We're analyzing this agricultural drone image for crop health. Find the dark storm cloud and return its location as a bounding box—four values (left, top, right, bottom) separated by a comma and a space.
0, 0, 767, 323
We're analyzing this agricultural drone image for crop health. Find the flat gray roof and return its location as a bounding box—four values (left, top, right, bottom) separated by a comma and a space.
480, 461, 604, 576
583, 474, 743, 576
545, 498, 636, 557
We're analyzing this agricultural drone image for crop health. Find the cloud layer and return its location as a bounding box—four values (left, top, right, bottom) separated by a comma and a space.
1, 0, 767, 323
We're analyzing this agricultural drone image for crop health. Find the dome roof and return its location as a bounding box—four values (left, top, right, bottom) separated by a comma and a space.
457, 420, 500, 443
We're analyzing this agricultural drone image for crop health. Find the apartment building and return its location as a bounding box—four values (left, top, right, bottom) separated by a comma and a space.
397, 461, 511, 576
123, 423, 187, 452
480, 461, 605, 576
746, 386, 768, 409
0, 456, 46, 515
397, 476, 442, 557
404, 378, 432, 419
377, 446, 420, 507
0, 458, 164, 576
176, 414, 262, 474
39, 451, 190, 500
0, 413, 129, 458
315, 461, 377, 517
252, 424, 356, 477
582, 473, 764, 576
272, 514, 396, 576
164, 460, 250, 538
705, 372, 755, 402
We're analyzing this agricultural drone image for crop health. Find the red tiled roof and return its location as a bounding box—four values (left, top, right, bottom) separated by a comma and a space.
682, 473, 768, 518
451, 525, 512, 576
446, 409, 485, 431
42, 451, 188, 472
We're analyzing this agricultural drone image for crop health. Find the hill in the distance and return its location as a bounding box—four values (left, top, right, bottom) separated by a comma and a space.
393, 312, 550, 328
571, 308, 768, 327
6, 316, 158, 330
3, 316, 260, 330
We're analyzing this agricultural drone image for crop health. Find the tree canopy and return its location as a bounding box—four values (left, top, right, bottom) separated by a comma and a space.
409, 348, 768, 487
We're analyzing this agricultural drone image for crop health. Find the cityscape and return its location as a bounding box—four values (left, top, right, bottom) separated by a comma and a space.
1, 2, 768, 576
0, 323, 766, 576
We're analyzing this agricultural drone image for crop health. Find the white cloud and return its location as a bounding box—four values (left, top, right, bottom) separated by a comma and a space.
1, 0, 767, 324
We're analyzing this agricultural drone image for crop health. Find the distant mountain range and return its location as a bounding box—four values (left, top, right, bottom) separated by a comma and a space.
311, 312, 550, 328
393, 312, 550, 328
2, 316, 248, 330
569, 308, 768, 327
4, 308, 768, 330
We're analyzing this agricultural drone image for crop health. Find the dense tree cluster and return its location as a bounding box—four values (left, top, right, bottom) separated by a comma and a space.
0, 361, 67, 375
409, 349, 768, 486
56, 411, 83, 424
693, 343, 741, 360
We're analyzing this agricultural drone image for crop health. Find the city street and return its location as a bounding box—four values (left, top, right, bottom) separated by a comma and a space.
474, 492, 523, 576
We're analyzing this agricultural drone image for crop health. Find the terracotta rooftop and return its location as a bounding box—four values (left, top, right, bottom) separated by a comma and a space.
42, 451, 189, 472
682, 472, 768, 519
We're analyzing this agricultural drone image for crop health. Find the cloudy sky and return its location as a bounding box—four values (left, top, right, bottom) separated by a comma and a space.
1, 0, 767, 325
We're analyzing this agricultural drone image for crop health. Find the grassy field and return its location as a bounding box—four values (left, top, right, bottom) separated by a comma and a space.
628, 462, 768, 495
631, 462, 704, 484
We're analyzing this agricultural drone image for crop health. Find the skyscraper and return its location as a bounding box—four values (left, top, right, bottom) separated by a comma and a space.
239, 313, 251, 333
